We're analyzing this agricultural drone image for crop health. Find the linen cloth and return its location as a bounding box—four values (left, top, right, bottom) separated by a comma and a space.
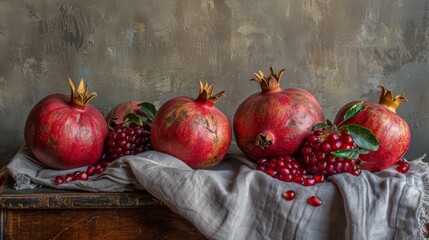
7, 144, 429, 239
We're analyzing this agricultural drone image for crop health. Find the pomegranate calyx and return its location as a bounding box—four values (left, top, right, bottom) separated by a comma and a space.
69, 78, 97, 108
378, 84, 407, 113
197, 81, 225, 106
251, 67, 285, 93
255, 132, 274, 148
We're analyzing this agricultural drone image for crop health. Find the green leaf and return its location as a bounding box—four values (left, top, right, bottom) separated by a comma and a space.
331, 149, 360, 160
341, 124, 380, 151
140, 116, 152, 126
123, 113, 143, 126
358, 149, 371, 154
343, 101, 364, 122
326, 119, 333, 126
138, 102, 157, 119
312, 123, 329, 131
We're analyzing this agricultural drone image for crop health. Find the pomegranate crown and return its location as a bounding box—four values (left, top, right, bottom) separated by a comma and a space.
378, 84, 407, 113
197, 81, 225, 105
251, 67, 285, 91
69, 78, 97, 108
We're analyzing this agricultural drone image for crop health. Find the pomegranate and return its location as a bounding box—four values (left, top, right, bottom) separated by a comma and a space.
105, 101, 146, 127
334, 84, 410, 172
151, 82, 232, 169
24, 79, 108, 170
233, 67, 325, 161
104, 102, 156, 161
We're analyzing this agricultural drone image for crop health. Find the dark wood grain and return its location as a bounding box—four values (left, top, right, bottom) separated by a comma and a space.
0, 173, 207, 240
3, 208, 207, 240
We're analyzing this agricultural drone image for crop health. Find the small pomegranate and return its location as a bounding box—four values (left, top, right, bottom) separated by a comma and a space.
103, 102, 155, 161
334, 85, 410, 172
151, 82, 232, 169
25, 79, 108, 170
105, 101, 147, 128
234, 67, 325, 161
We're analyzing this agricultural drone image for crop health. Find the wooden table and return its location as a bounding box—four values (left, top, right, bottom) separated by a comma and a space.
0, 174, 206, 240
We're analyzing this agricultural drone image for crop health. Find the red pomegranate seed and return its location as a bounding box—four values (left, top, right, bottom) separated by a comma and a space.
95, 167, 105, 174
308, 196, 322, 206
303, 177, 316, 186
86, 166, 96, 176
348, 167, 362, 176
293, 175, 303, 184
396, 162, 410, 173
65, 174, 75, 183
75, 172, 88, 181
313, 174, 324, 183
55, 176, 64, 185
101, 161, 110, 168
282, 191, 296, 201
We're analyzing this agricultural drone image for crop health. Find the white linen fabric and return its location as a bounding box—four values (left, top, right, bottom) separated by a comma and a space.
7, 145, 429, 239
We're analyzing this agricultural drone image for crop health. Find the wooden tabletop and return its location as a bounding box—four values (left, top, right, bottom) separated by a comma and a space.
0, 172, 163, 210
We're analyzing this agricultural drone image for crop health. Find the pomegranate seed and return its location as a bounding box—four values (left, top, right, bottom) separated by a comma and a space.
55, 176, 64, 185
302, 146, 312, 155
307, 134, 319, 143
313, 174, 324, 183
101, 161, 110, 168
257, 158, 268, 164
320, 142, 331, 152
282, 191, 296, 201
256, 165, 266, 171
86, 166, 96, 176
65, 174, 75, 183
283, 174, 293, 182
340, 134, 354, 145
331, 140, 342, 151
75, 172, 88, 181
308, 196, 322, 206
265, 168, 277, 177
396, 162, 410, 173
293, 175, 303, 184
303, 177, 316, 186
95, 167, 105, 174
348, 167, 362, 176
72, 171, 81, 178
326, 133, 340, 143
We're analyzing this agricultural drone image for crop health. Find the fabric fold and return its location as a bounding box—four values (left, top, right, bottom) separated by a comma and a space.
6, 146, 428, 239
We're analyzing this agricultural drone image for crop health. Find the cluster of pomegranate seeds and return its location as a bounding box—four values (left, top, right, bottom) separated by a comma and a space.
54, 161, 110, 185
395, 158, 410, 173
300, 129, 362, 176
104, 123, 152, 161
256, 156, 325, 186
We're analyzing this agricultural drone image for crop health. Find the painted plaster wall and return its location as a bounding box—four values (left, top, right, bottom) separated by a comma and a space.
0, 0, 428, 164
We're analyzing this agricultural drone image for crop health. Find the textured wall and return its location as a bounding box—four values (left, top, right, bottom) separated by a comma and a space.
0, 0, 428, 165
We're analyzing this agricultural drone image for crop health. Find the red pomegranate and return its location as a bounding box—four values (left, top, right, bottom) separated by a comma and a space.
150, 82, 232, 169
105, 101, 144, 127
233, 67, 325, 161
24, 79, 108, 170
334, 84, 410, 172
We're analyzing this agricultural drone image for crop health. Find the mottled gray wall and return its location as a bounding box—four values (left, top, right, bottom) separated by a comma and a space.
1, 0, 428, 165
